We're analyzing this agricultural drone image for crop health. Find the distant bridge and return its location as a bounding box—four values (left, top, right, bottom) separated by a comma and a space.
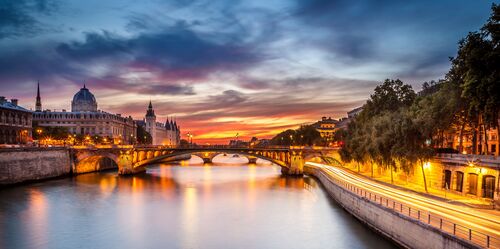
71, 146, 341, 176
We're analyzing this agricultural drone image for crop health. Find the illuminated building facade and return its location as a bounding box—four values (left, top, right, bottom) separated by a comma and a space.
32, 85, 136, 144
138, 101, 180, 146
0, 97, 32, 144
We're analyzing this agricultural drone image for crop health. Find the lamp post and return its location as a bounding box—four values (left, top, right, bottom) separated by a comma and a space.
36, 129, 42, 147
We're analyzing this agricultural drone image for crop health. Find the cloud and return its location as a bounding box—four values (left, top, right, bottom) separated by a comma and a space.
0, 0, 57, 39
141, 84, 195, 95
56, 22, 262, 80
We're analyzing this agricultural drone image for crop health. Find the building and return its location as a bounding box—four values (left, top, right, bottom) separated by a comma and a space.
0, 97, 32, 144
312, 117, 338, 141
32, 84, 136, 144
347, 106, 363, 118
137, 101, 180, 146
441, 126, 499, 156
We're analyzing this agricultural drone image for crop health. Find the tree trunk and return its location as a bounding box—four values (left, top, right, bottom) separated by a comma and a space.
371, 160, 374, 178
420, 160, 428, 193
441, 130, 445, 148
472, 125, 478, 154
390, 163, 394, 184
497, 121, 500, 156
483, 123, 489, 155
458, 113, 467, 153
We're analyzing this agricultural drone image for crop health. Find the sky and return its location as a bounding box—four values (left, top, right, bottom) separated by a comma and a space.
0, 0, 496, 143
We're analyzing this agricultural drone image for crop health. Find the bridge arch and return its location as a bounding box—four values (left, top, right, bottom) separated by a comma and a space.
74, 153, 119, 174
135, 149, 290, 169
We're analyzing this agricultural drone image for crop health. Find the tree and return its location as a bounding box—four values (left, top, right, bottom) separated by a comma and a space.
447, 4, 500, 154
270, 125, 325, 146
295, 125, 324, 146
137, 126, 152, 144
342, 79, 417, 183
33, 126, 69, 140
180, 139, 190, 147
361, 79, 416, 118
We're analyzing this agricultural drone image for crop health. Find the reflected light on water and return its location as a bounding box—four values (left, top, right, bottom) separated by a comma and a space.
0, 156, 396, 249
181, 186, 199, 249
25, 189, 49, 249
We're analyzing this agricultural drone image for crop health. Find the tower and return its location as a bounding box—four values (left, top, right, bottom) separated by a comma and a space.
145, 101, 156, 144
35, 81, 42, 112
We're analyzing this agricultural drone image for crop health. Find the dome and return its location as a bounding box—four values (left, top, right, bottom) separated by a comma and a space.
71, 85, 98, 112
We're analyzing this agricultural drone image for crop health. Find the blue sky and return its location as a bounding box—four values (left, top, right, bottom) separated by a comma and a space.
0, 0, 496, 142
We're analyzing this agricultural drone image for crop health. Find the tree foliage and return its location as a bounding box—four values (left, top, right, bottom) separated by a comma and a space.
137, 125, 152, 144
270, 125, 325, 146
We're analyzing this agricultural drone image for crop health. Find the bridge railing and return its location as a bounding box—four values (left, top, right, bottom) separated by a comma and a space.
313, 164, 500, 249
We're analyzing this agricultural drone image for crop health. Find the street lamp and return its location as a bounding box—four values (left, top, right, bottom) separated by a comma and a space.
36, 129, 43, 147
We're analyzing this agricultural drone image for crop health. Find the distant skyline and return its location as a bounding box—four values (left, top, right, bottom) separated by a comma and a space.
0, 0, 496, 143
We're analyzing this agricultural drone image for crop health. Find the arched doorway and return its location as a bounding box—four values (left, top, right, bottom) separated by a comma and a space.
468, 173, 478, 195
455, 171, 464, 192
442, 170, 451, 190
482, 175, 495, 199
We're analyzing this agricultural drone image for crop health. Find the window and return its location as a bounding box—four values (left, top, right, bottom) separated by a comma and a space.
455, 172, 464, 192
443, 170, 451, 189
482, 176, 495, 199
468, 173, 478, 195
491, 144, 497, 153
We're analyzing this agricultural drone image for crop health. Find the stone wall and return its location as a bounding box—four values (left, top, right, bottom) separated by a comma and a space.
305, 165, 480, 249
0, 148, 71, 185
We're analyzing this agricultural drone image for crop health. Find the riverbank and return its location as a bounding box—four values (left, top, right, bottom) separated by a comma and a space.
304, 163, 486, 249
0, 147, 71, 185
0, 148, 191, 186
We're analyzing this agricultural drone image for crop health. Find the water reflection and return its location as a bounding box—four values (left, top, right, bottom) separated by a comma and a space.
0, 156, 396, 249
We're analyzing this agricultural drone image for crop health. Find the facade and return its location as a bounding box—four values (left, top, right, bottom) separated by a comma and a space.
442, 125, 500, 156
0, 97, 32, 144
32, 85, 136, 144
343, 155, 499, 203
312, 117, 338, 140
138, 101, 180, 146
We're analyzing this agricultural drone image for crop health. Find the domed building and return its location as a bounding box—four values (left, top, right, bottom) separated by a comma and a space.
33, 84, 136, 144
71, 85, 97, 112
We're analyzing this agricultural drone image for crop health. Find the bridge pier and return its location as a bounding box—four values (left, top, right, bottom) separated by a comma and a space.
246, 156, 257, 164
282, 152, 304, 176
193, 152, 219, 164
117, 152, 145, 175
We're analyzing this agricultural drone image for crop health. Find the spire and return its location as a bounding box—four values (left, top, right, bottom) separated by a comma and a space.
35, 80, 42, 112
173, 117, 178, 131
146, 100, 155, 117
165, 117, 171, 130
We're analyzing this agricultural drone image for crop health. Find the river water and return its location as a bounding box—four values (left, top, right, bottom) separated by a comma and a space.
0, 156, 396, 249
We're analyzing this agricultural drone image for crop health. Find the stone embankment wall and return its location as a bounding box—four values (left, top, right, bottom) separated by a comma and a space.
0, 148, 71, 185
0, 148, 193, 185
304, 165, 480, 249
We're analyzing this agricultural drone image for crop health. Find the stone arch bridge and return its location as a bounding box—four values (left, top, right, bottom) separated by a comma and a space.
71, 146, 341, 176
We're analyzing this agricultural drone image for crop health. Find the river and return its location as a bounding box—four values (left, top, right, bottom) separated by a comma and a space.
0, 155, 396, 249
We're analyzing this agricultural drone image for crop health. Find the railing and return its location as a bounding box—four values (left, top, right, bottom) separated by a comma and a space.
315, 166, 500, 249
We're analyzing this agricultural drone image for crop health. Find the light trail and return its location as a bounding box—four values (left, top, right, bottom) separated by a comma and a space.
306, 162, 500, 248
